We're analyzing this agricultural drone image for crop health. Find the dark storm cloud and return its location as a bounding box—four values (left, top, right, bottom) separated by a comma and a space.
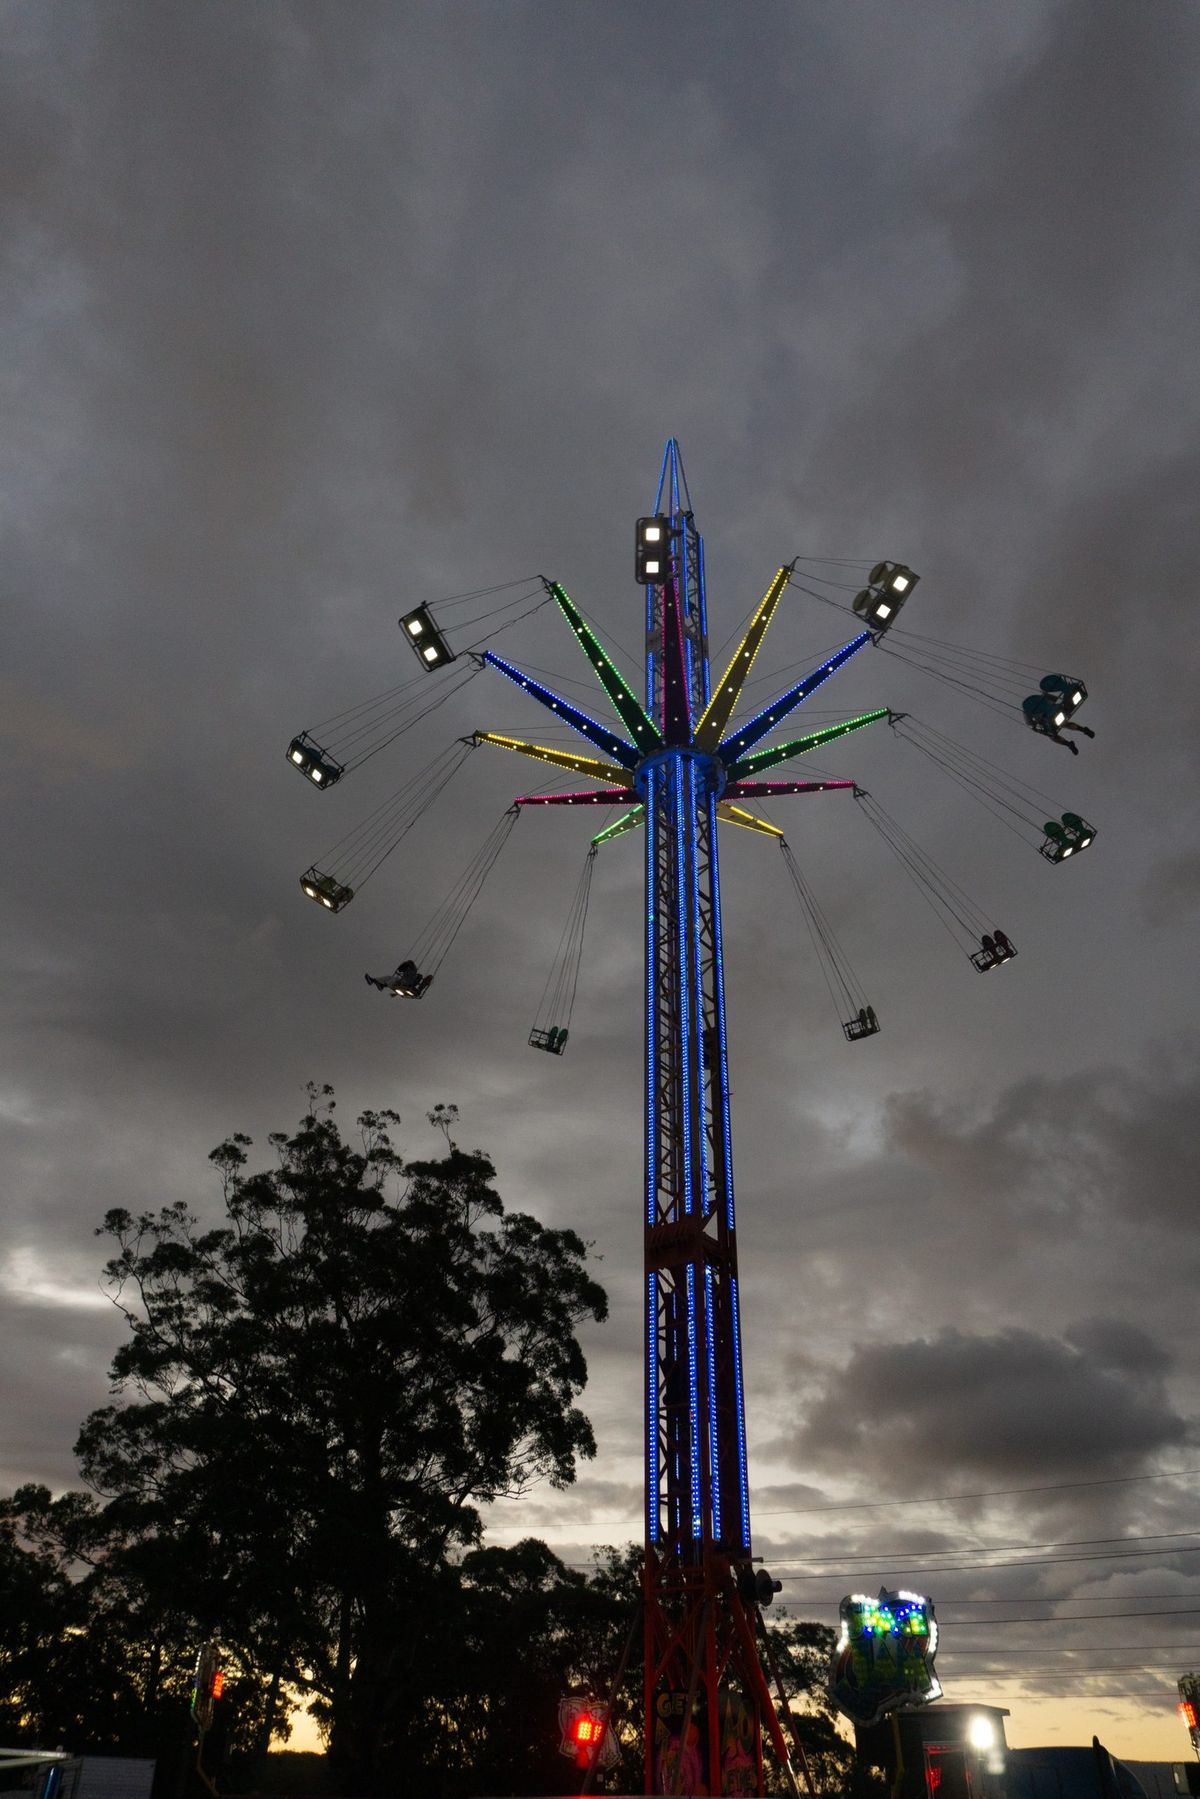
2, 16, 1200, 1763
790, 1322, 1188, 1487
0, 1288, 126, 1492
885, 1051, 1200, 1233
1139, 851, 1200, 928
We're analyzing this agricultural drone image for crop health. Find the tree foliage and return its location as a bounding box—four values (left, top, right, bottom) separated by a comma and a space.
0, 1092, 846, 1796
71, 1091, 607, 1793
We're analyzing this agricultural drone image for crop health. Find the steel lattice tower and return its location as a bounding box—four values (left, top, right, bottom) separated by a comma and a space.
469, 440, 885, 1793
638, 444, 787, 1799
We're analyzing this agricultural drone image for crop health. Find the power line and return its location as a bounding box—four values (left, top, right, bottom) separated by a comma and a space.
770, 1529, 1200, 1568
775, 1594, 1200, 1606
942, 1650, 1200, 1659
779, 1548, 1200, 1580
773, 1605, 1200, 1624
482, 1465, 1200, 1535
780, 1604, 1200, 1619
767, 1466, 1200, 1513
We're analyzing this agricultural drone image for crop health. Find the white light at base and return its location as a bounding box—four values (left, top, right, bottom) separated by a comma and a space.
968, 1717, 996, 1751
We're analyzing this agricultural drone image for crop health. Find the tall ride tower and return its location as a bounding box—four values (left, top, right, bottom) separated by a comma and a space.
635, 442, 869, 1796
427, 439, 882, 1791
298, 435, 1087, 1792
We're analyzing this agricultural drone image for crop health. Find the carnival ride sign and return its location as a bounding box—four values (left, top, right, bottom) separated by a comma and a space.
828, 1587, 941, 1727
558, 1696, 619, 1771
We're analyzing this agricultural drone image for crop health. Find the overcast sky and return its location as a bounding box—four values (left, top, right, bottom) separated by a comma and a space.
4, 0, 1200, 1764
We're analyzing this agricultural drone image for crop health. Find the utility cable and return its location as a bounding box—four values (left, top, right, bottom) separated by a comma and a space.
334, 663, 480, 768
770, 1528, 1200, 1567
779, 841, 870, 1029
482, 1466, 1200, 1536
854, 787, 1001, 956
307, 739, 476, 891
406, 806, 522, 975
531, 847, 597, 1041
422, 576, 544, 610
461, 588, 554, 652
779, 1547, 1200, 1580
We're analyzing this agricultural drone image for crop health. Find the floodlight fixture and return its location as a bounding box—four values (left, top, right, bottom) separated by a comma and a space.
286, 733, 345, 789
853, 562, 919, 637
636, 515, 674, 584
399, 604, 455, 669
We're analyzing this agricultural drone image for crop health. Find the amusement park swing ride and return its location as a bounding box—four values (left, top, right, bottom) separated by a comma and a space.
285, 440, 1096, 1797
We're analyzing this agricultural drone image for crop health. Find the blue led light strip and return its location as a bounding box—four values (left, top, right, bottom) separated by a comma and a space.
680, 514, 697, 728
647, 1271, 660, 1540
706, 790, 737, 1232
705, 1265, 722, 1544
697, 534, 711, 707
718, 632, 871, 760
686, 1262, 702, 1539
687, 760, 708, 1215
645, 774, 658, 1227
730, 1275, 751, 1549
673, 758, 694, 1217
482, 650, 639, 768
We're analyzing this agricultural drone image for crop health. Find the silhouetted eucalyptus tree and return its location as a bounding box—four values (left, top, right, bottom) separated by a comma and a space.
75, 1091, 607, 1794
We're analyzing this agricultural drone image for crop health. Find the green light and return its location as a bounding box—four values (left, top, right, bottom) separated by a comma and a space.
552, 583, 663, 755
725, 708, 888, 782
592, 805, 645, 846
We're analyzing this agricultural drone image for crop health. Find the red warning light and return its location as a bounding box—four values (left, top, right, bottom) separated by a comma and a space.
210, 1670, 225, 1700
1180, 1701, 1197, 1730
574, 1714, 601, 1746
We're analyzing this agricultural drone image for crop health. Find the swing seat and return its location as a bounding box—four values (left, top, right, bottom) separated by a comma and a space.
391, 971, 432, 998
529, 1026, 568, 1055
300, 868, 355, 912
287, 733, 345, 789
1039, 814, 1096, 864
842, 1009, 880, 1042
1039, 674, 1087, 717
971, 936, 1017, 972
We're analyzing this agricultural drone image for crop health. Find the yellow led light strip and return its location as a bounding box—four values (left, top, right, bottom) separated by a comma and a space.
715, 803, 784, 839
693, 565, 794, 752
475, 732, 630, 783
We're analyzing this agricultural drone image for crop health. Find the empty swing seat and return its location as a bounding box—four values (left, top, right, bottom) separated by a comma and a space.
300, 868, 355, 912
843, 1007, 880, 1042
287, 734, 345, 789
529, 1026, 568, 1055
